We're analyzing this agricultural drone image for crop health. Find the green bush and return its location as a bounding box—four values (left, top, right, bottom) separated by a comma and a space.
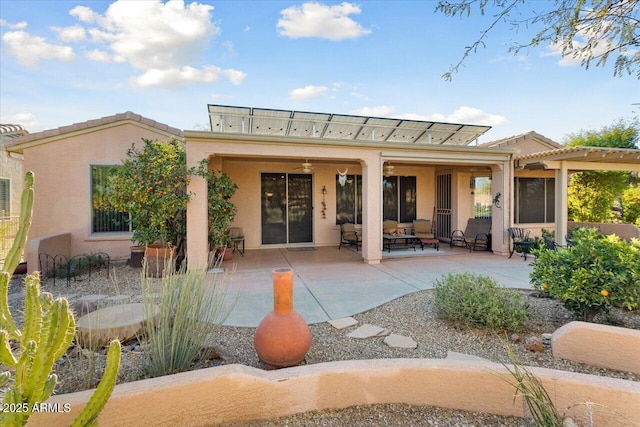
433, 273, 529, 332
530, 227, 640, 321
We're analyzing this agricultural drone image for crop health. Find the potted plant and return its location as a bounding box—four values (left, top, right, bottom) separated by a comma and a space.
110, 138, 200, 276
205, 168, 238, 264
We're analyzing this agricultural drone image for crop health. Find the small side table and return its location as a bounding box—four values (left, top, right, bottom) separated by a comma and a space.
419, 238, 439, 251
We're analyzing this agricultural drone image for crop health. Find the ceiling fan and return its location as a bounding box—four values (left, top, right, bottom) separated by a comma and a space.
293, 159, 314, 173
383, 163, 395, 177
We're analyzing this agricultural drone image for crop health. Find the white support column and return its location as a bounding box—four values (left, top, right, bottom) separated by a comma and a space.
186, 147, 209, 269
555, 161, 569, 245
361, 154, 382, 264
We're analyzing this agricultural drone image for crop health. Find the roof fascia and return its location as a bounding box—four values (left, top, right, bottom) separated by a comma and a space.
184, 130, 517, 156
7, 120, 183, 154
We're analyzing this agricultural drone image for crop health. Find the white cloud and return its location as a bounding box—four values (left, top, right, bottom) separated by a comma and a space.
85, 49, 111, 62
418, 106, 507, 126
0, 19, 27, 30
131, 65, 246, 87
0, 112, 40, 131
277, 2, 371, 40
290, 85, 329, 100
52, 25, 86, 42
350, 106, 395, 117
82, 0, 219, 70
69, 5, 99, 23
1, 31, 75, 67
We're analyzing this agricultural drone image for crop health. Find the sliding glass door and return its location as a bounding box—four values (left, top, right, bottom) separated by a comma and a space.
261, 173, 313, 245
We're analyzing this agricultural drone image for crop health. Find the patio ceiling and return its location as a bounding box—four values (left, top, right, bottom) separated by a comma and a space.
207, 105, 491, 146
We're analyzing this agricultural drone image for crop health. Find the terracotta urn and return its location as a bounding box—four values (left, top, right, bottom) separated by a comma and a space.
254, 268, 312, 369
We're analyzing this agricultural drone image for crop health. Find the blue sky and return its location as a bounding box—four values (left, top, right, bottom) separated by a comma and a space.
1, 0, 637, 143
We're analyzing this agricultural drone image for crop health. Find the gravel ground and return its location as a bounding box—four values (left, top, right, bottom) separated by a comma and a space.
5, 263, 640, 426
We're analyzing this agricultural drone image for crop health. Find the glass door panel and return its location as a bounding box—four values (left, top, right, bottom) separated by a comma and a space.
261, 173, 287, 244
288, 174, 313, 243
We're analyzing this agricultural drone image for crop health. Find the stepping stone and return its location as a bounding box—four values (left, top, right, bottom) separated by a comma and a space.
384, 334, 417, 349
76, 303, 158, 349
104, 295, 130, 302
445, 350, 491, 363
347, 324, 388, 339
78, 294, 108, 303
328, 317, 358, 330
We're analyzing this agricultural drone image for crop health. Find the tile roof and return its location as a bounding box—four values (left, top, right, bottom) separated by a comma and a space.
480, 131, 562, 150
5, 111, 182, 151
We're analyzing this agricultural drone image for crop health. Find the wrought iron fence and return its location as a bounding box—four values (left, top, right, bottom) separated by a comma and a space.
38, 252, 110, 287
0, 215, 20, 262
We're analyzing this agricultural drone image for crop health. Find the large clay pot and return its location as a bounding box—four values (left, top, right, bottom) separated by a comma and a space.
144, 245, 175, 278
254, 268, 312, 369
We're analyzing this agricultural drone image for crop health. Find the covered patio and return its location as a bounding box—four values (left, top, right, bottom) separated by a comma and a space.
216, 246, 534, 327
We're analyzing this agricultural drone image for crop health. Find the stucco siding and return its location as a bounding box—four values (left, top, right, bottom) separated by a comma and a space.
22, 123, 174, 261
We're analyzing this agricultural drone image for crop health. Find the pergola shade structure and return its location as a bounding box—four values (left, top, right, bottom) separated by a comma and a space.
515, 145, 640, 245
208, 105, 491, 146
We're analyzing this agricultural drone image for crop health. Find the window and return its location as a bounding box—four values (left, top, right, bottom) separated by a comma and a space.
383, 176, 416, 222
472, 177, 492, 219
336, 174, 362, 224
515, 177, 555, 223
91, 166, 130, 233
0, 179, 9, 215
336, 174, 417, 224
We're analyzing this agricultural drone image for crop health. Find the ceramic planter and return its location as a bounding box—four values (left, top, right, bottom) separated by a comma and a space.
144, 245, 175, 278
254, 268, 312, 369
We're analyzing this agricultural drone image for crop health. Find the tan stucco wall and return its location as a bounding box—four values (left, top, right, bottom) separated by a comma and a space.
21, 123, 176, 268
223, 159, 436, 250
29, 359, 640, 426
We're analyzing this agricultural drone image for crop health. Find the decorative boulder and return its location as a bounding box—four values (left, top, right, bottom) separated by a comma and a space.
76, 303, 158, 349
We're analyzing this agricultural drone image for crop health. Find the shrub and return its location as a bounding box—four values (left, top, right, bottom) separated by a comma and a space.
433, 273, 529, 332
141, 258, 233, 377
530, 227, 640, 321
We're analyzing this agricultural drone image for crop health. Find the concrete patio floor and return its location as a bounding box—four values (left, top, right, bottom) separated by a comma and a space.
214, 245, 534, 327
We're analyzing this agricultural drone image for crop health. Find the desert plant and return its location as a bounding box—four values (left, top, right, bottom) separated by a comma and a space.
530, 227, 640, 321
140, 256, 233, 377
0, 171, 120, 426
433, 273, 529, 332
502, 347, 564, 427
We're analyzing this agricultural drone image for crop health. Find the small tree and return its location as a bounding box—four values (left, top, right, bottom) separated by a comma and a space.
110, 138, 198, 251
205, 169, 238, 250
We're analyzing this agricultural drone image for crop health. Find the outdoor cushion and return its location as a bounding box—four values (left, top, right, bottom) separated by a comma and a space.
383, 220, 398, 235
413, 219, 434, 239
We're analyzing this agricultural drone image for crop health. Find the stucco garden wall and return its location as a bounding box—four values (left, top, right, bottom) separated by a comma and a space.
29, 358, 640, 426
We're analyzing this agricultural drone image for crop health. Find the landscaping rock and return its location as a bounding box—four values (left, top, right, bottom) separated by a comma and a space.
347, 324, 388, 339
445, 351, 491, 363
541, 333, 552, 345
70, 299, 98, 317
509, 333, 520, 343
383, 334, 417, 349
78, 294, 108, 303
75, 303, 158, 349
328, 317, 358, 330
524, 336, 544, 353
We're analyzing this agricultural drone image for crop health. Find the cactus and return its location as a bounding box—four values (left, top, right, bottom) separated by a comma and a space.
0, 172, 121, 426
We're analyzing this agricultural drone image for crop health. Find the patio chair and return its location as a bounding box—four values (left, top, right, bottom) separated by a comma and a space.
383, 220, 398, 235
507, 227, 533, 260
543, 235, 566, 251
450, 218, 491, 252
339, 223, 361, 251
413, 219, 437, 249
